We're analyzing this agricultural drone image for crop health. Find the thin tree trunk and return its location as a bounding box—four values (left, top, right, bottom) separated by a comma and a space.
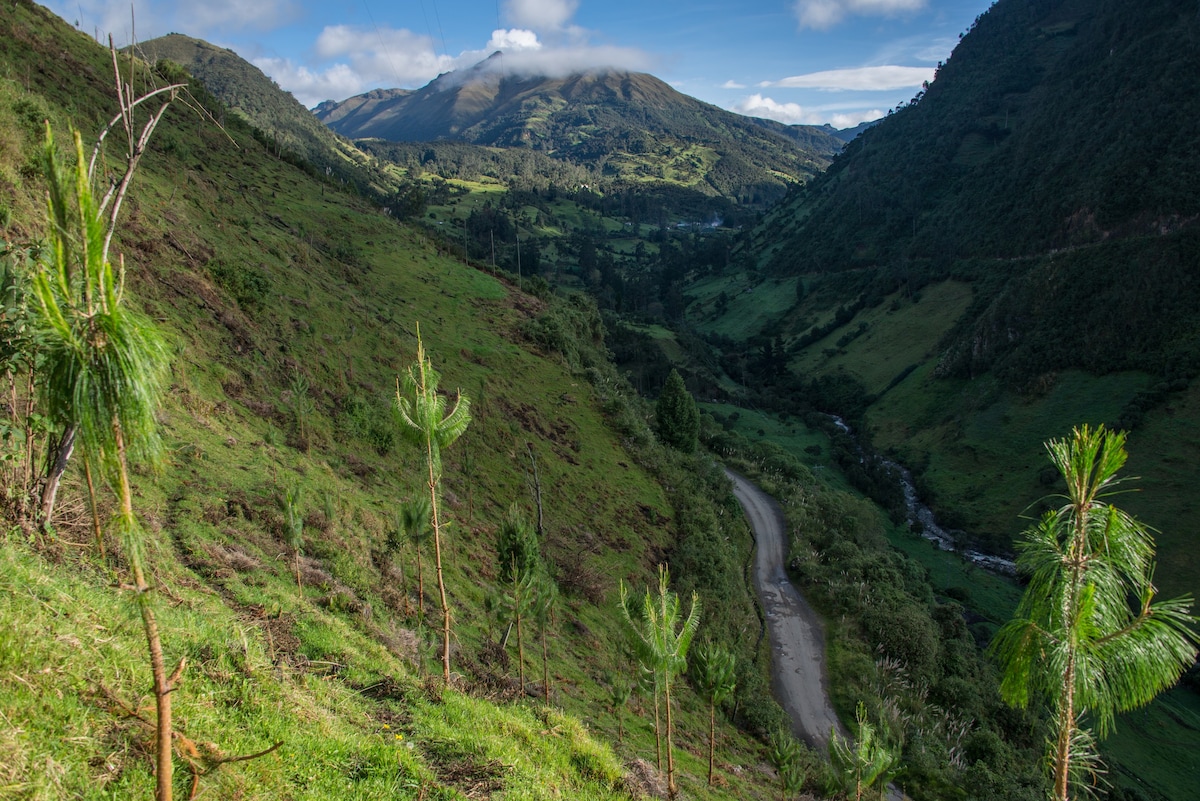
541, 623, 549, 704
665, 675, 676, 797
1053, 506, 1087, 801
39, 423, 76, 526
415, 545, 425, 623
426, 452, 452, 684
19, 368, 38, 519
516, 606, 525, 692
708, 700, 716, 785
116, 424, 176, 801
654, 684, 662, 771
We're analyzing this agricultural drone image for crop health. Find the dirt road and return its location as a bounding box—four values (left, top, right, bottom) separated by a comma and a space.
726, 468, 845, 750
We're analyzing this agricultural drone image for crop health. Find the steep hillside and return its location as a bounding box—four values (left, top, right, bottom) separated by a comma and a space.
316, 59, 842, 206
137, 33, 400, 198
691, 0, 1200, 607
0, 3, 789, 799
756, 0, 1200, 272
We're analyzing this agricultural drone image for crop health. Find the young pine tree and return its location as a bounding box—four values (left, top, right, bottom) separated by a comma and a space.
690, 642, 737, 785
395, 326, 471, 683
990, 425, 1197, 801
619, 564, 701, 797
33, 126, 175, 799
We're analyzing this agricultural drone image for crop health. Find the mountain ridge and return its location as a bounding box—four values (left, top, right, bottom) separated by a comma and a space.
315, 61, 844, 205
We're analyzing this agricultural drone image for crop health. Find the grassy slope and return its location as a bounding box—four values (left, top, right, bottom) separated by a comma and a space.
0, 4, 779, 799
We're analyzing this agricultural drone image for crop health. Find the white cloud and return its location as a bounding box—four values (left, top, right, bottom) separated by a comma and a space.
721, 80, 746, 89
505, 0, 580, 31
449, 43, 656, 80
829, 110, 884, 128
732, 94, 816, 125
765, 65, 932, 91
253, 58, 367, 108
731, 93, 882, 127
793, 0, 927, 30
261, 21, 653, 107
486, 29, 543, 51
259, 24, 456, 106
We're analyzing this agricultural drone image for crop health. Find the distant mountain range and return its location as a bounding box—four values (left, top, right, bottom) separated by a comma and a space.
315, 56, 844, 205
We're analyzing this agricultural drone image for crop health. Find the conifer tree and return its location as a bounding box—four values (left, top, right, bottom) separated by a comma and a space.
655, 369, 699, 453
34, 126, 175, 799
399, 495, 432, 621
990, 425, 1197, 801
396, 326, 471, 683
496, 504, 540, 691
691, 642, 737, 785
620, 564, 701, 797
829, 702, 899, 801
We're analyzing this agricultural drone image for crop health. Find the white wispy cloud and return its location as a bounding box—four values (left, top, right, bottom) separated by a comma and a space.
721, 80, 746, 89
763, 65, 932, 91
731, 93, 882, 127
252, 59, 369, 108
733, 94, 813, 124
793, 0, 927, 30
505, 0, 580, 31
259, 22, 653, 107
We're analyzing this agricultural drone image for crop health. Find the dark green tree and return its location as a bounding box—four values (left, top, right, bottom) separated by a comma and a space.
655, 369, 699, 453
829, 702, 900, 801
990, 425, 1197, 801
398, 495, 433, 621
767, 727, 808, 801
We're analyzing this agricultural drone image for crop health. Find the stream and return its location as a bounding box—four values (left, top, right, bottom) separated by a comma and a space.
829, 416, 1016, 576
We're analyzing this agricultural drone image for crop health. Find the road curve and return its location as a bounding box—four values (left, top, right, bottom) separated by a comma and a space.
726, 468, 845, 750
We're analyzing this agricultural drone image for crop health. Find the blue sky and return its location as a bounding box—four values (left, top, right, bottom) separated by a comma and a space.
47, 0, 994, 128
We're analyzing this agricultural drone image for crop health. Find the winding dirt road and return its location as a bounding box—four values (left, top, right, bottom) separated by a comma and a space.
726, 468, 845, 750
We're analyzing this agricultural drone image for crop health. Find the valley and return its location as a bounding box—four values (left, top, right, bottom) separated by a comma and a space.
1, 0, 1198, 799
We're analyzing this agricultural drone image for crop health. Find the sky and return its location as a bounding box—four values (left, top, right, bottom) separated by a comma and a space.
45, 0, 995, 129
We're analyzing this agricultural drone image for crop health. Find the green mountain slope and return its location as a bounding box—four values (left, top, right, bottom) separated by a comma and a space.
315, 59, 843, 206
694, 0, 1200, 602
137, 33, 400, 198
0, 3, 790, 799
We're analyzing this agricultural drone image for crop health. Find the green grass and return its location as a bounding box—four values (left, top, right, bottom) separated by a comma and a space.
685, 275, 800, 339
790, 281, 974, 394
1103, 687, 1200, 801
884, 525, 1021, 630
0, 6, 786, 798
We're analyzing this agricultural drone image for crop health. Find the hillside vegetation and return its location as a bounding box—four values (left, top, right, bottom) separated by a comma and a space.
0, 3, 800, 799
694, 0, 1200, 603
